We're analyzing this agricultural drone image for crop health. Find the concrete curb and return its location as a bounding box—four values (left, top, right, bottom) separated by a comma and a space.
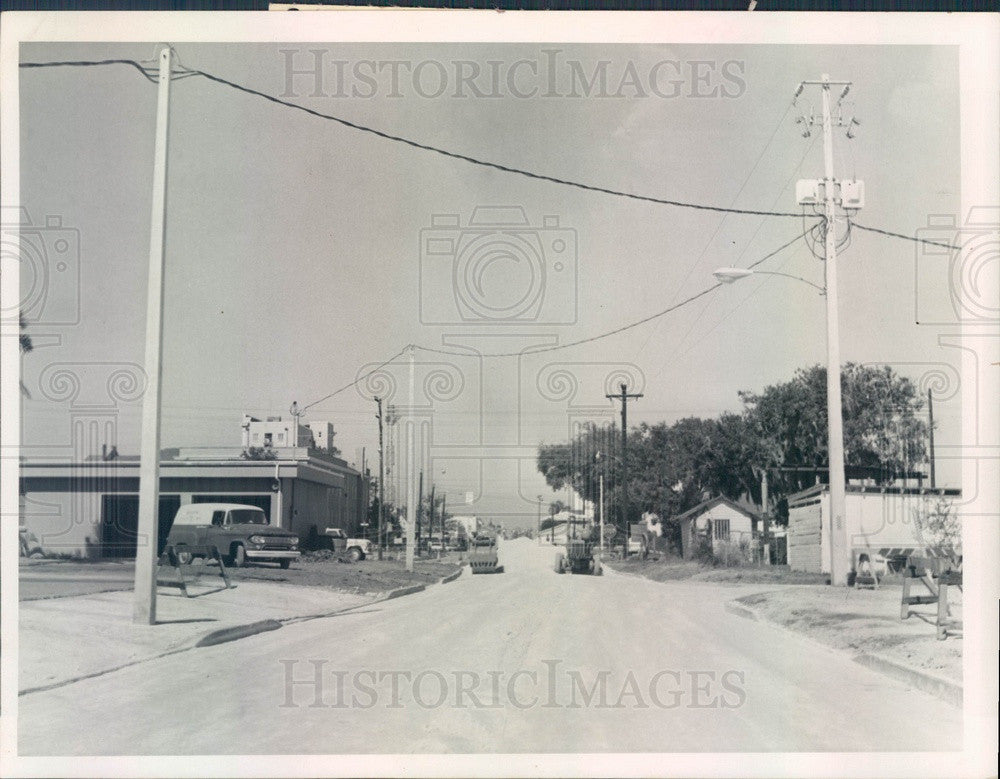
723, 601, 760, 621
196, 619, 283, 648
725, 597, 963, 708
438, 568, 463, 585
853, 652, 963, 708
385, 583, 426, 600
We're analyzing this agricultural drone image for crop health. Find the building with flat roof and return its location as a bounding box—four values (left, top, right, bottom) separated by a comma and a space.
19, 445, 366, 560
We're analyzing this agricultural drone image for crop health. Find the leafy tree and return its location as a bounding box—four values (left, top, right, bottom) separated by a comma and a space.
537, 362, 931, 540
19, 315, 32, 398
740, 363, 928, 496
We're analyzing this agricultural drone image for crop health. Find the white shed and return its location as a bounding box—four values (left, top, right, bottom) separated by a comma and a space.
786, 485, 962, 574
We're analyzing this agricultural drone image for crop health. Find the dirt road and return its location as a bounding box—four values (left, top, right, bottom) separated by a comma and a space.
18, 538, 961, 755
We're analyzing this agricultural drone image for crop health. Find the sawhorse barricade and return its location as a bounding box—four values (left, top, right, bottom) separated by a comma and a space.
157, 544, 233, 597
900, 555, 962, 640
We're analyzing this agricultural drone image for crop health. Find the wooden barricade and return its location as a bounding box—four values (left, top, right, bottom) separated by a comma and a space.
157, 544, 233, 597
901, 555, 962, 640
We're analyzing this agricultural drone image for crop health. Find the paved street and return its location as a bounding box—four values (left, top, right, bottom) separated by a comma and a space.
18, 539, 961, 755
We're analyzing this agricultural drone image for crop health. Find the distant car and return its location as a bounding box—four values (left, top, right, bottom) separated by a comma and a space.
322, 528, 373, 561
165, 503, 300, 568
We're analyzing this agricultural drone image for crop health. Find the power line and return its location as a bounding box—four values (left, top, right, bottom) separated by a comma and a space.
633, 99, 799, 360
297, 227, 814, 410
21, 57, 811, 220
22, 57, 963, 250
19, 58, 159, 83
414, 224, 817, 359
849, 220, 962, 251
302, 345, 412, 412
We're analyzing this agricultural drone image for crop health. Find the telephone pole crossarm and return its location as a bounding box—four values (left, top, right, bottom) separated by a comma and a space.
606, 383, 643, 558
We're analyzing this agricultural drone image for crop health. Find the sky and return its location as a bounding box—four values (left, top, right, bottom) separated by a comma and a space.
15, 41, 963, 525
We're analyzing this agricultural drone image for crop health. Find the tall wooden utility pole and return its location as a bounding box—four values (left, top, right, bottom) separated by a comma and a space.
405, 348, 415, 572
440, 493, 447, 559
375, 396, 385, 559
798, 74, 853, 585
606, 383, 642, 558
927, 388, 936, 489
417, 469, 424, 556
133, 47, 172, 625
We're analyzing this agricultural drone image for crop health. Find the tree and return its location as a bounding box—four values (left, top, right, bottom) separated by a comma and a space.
536, 362, 931, 545
19, 315, 32, 398
740, 363, 928, 495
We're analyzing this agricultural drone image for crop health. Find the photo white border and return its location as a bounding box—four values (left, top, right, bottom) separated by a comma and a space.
1, 9, 997, 778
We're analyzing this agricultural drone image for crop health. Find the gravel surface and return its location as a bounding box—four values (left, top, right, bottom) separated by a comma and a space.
735, 585, 962, 681
19, 555, 462, 600
607, 556, 830, 585
606, 556, 961, 681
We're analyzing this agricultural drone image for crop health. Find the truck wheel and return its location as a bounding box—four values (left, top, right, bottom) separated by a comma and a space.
554, 553, 565, 574
231, 544, 247, 568
175, 547, 193, 566
347, 546, 362, 562
279, 559, 291, 570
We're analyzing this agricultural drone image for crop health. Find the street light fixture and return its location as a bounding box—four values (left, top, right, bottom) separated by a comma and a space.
713, 259, 848, 585
713, 267, 825, 295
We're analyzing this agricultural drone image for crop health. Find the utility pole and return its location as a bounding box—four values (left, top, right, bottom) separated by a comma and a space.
133, 47, 172, 625
927, 388, 936, 490
797, 74, 855, 586
417, 469, 424, 557
405, 348, 416, 572
606, 383, 642, 558
597, 451, 605, 554
428, 482, 435, 556
761, 469, 771, 566
440, 493, 446, 558
375, 396, 385, 559
536, 495, 542, 543
289, 400, 305, 448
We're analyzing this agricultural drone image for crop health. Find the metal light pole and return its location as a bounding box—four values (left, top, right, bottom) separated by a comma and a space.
405, 348, 416, 572
133, 47, 172, 625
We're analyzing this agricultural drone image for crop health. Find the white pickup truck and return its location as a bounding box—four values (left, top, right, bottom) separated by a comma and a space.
321, 528, 372, 561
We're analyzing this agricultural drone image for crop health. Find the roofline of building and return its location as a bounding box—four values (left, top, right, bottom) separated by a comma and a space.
673, 495, 762, 524
786, 483, 962, 505
20, 453, 362, 479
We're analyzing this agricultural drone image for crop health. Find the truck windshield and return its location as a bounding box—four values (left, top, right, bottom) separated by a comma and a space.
229, 509, 267, 525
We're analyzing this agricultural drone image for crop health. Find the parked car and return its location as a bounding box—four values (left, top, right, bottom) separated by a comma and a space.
165, 503, 300, 568
321, 528, 372, 561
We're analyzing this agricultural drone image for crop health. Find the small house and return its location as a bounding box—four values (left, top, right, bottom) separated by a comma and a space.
676, 496, 759, 560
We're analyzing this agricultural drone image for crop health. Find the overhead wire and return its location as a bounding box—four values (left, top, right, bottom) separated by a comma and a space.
412, 224, 818, 359
631, 98, 797, 361
21, 56, 818, 221
20, 56, 965, 250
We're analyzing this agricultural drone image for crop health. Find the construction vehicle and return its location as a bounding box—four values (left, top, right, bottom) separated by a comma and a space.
554, 527, 603, 575
467, 532, 504, 574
